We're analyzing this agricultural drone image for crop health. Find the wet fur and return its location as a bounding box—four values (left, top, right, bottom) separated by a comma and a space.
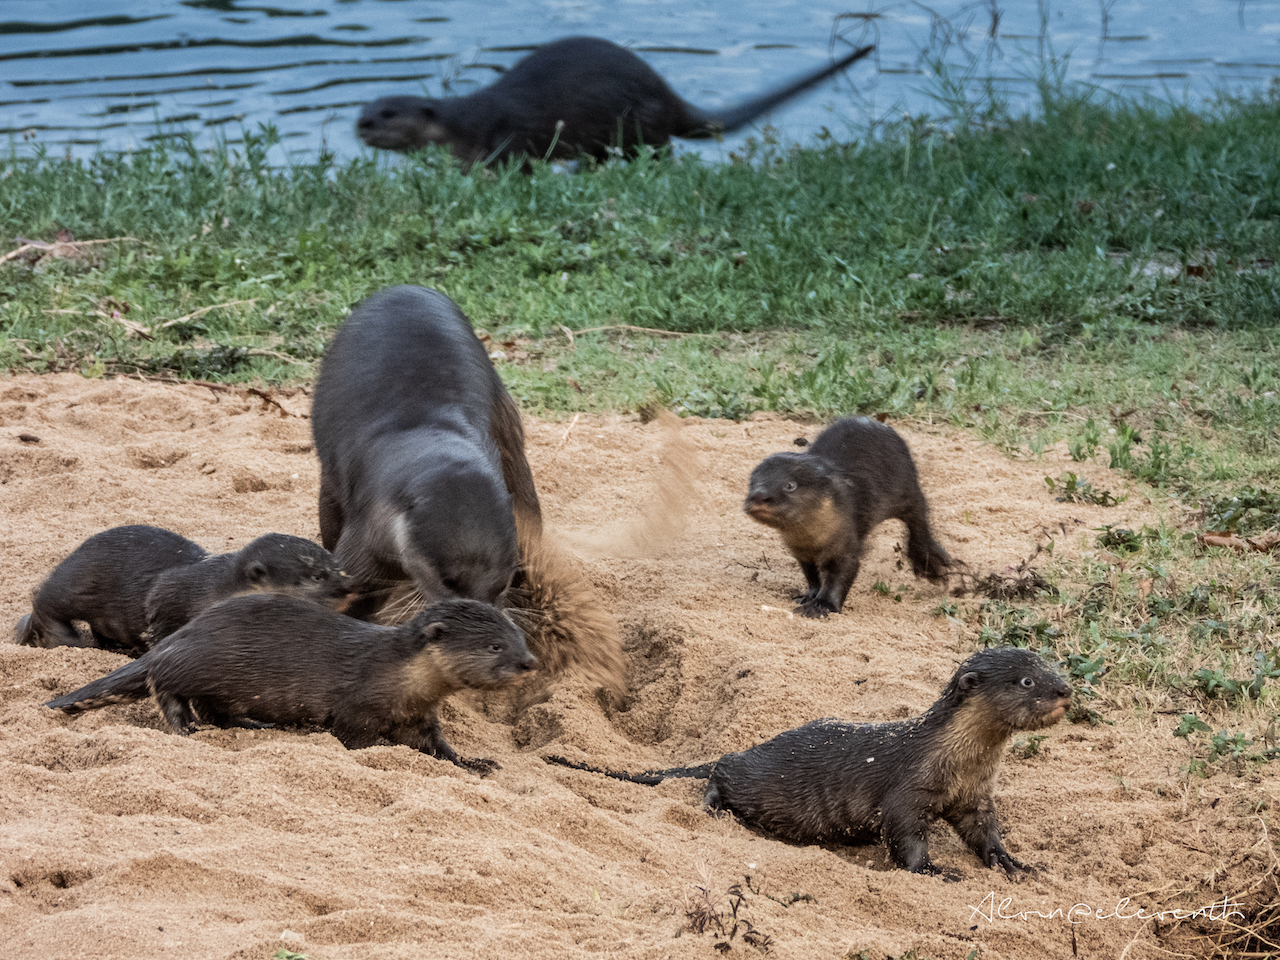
45, 594, 537, 771
15, 526, 351, 655
357, 37, 873, 165
312, 285, 541, 619
745, 417, 954, 617
547, 647, 1071, 878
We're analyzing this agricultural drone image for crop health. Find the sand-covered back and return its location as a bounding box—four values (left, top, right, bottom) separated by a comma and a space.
0, 374, 1271, 959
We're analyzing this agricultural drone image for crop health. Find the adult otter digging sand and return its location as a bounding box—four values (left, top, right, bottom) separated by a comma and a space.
312, 285, 541, 617
357, 37, 874, 164
312, 285, 624, 691
548, 647, 1071, 878
45, 594, 536, 773
14, 526, 354, 655
745, 417, 954, 618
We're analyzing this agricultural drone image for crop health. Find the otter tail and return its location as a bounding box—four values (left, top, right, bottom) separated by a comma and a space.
681, 45, 874, 138
905, 519, 956, 582
545, 754, 715, 785
44, 658, 151, 715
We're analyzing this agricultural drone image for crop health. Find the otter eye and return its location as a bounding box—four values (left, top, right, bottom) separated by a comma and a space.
489, 643, 503, 653
1020, 676, 1035, 688
310, 572, 325, 581
783, 481, 797, 492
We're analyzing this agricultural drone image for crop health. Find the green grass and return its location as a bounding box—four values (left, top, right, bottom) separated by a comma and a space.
2, 77, 1278, 775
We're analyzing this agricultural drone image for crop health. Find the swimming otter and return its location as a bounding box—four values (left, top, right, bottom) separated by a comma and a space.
745, 417, 954, 618
548, 647, 1071, 878
311, 285, 541, 619
356, 37, 874, 164
45, 594, 537, 773
14, 526, 353, 655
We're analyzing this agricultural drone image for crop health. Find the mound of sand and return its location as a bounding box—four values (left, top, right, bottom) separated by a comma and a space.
0, 374, 1271, 959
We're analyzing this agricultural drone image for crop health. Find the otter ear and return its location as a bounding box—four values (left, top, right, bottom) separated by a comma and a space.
957, 670, 981, 693
421, 105, 436, 119
418, 621, 444, 646
246, 561, 268, 585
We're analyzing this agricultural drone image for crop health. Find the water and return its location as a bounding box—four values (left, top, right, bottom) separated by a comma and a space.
2, 0, 1279, 164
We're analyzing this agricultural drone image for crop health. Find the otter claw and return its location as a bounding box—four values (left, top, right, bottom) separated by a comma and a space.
459, 756, 500, 777
795, 600, 835, 619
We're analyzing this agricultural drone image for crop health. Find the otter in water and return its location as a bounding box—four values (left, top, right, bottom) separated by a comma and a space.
45, 594, 537, 773
356, 37, 874, 164
311, 285, 541, 620
547, 647, 1071, 878
14, 526, 354, 655
744, 417, 954, 618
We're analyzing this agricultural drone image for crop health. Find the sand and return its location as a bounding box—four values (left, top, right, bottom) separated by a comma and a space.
0, 373, 1273, 960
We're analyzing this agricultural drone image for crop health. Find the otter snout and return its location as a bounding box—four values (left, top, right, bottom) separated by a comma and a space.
743, 492, 780, 524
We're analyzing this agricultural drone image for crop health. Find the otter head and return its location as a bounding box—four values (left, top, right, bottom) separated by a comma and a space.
235, 534, 357, 610
356, 95, 454, 152
415, 598, 538, 690
945, 647, 1074, 736
743, 452, 837, 531
395, 469, 519, 607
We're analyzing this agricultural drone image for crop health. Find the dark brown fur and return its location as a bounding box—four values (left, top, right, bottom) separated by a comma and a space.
357, 37, 873, 165
548, 647, 1071, 878
745, 417, 954, 617
15, 526, 353, 655
45, 594, 537, 773
311, 285, 541, 620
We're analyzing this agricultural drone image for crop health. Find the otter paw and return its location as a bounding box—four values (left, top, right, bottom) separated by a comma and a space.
458, 756, 501, 777
795, 600, 835, 619
993, 854, 1035, 879
912, 861, 962, 882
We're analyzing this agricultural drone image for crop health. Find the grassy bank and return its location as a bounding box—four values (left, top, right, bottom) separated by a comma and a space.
2, 85, 1279, 774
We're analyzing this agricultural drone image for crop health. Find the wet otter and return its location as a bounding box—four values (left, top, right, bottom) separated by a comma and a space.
357, 37, 874, 164
45, 594, 536, 773
547, 647, 1071, 878
311, 285, 541, 620
14, 526, 354, 655
744, 417, 954, 618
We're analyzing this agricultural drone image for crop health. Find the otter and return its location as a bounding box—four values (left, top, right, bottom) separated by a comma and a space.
356, 37, 874, 164
45, 594, 536, 773
14, 526, 354, 655
744, 417, 954, 618
547, 647, 1071, 878
311, 285, 541, 620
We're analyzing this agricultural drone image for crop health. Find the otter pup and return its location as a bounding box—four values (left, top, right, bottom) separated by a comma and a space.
311, 285, 541, 620
45, 594, 537, 773
744, 417, 953, 617
548, 647, 1071, 878
356, 37, 874, 164
14, 526, 354, 655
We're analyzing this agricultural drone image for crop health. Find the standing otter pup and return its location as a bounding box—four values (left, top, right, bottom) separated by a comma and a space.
45, 594, 537, 773
548, 647, 1071, 878
744, 417, 954, 618
357, 37, 874, 164
311, 285, 541, 619
14, 526, 354, 655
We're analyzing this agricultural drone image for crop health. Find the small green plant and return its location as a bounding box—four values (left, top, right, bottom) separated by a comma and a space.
1200, 486, 1280, 534
1187, 651, 1280, 701
1012, 734, 1049, 758
1068, 417, 1102, 462
1095, 524, 1143, 554
1045, 471, 1123, 505
1107, 425, 1141, 471
1177, 715, 1278, 775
